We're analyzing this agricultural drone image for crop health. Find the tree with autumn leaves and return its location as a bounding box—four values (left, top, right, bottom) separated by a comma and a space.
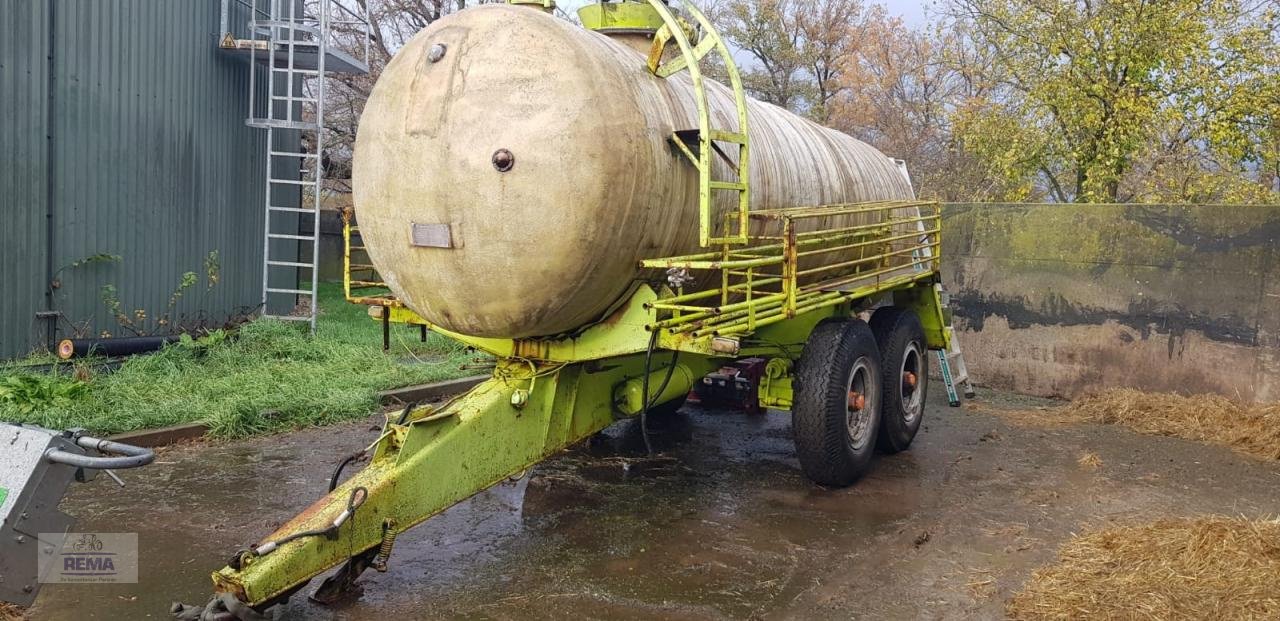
944, 0, 1278, 202
708, 0, 1278, 203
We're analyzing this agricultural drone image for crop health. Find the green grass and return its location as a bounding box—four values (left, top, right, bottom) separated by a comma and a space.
0, 283, 478, 438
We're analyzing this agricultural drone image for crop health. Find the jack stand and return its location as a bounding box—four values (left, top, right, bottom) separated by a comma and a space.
309, 547, 377, 605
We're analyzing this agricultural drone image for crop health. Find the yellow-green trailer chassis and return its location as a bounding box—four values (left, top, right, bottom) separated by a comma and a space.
212, 200, 949, 609
195, 1, 951, 614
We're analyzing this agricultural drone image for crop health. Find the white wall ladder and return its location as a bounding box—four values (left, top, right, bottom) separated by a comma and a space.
228, 0, 368, 332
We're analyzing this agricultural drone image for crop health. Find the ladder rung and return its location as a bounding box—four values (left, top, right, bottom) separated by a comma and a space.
349, 264, 376, 270
271, 95, 318, 102
247, 118, 321, 131
269, 151, 319, 159
265, 61, 321, 75
709, 130, 748, 144
266, 287, 315, 295
268, 233, 315, 240
269, 178, 316, 186
710, 181, 747, 191
250, 20, 321, 36
262, 314, 313, 322
267, 260, 314, 268
268, 206, 317, 213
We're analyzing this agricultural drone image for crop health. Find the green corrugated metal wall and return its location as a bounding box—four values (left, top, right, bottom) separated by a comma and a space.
0, 2, 51, 360
0, 1, 298, 359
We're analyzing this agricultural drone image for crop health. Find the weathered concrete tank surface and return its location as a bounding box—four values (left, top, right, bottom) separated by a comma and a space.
353, 4, 913, 338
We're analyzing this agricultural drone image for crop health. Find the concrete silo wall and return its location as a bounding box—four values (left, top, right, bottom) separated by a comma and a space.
942, 203, 1280, 402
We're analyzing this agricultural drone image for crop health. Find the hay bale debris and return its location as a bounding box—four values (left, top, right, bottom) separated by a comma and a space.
1055, 389, 1280, 460
0, 603, 24, 621
1008, 516, 1280, 620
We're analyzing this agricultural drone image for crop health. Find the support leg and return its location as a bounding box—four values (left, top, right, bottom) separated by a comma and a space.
381, 306, 390, 351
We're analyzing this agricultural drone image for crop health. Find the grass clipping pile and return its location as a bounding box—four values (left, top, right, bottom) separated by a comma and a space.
1058, 389, 1280, 460
1008, 516, 1280, 620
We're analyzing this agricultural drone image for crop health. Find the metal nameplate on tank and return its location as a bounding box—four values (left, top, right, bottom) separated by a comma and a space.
410, 222, 456, 248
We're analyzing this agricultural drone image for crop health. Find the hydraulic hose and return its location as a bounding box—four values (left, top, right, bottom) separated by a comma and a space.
639, 330, 681, 455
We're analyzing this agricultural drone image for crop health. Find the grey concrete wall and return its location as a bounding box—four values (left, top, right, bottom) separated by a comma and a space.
941, 204, 1280, 402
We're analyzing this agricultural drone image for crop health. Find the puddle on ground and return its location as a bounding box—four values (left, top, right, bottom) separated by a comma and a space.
28, 390, 1280, 620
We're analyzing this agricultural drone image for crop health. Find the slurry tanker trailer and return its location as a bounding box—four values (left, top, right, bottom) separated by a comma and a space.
179, 0, 955, 617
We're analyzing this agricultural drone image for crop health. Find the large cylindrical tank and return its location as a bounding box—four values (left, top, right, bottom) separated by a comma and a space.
353, 4, 913, 339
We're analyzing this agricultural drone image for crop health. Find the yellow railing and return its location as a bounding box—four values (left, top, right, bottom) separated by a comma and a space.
341, 209, 400, 308
344, 200, 941, 343
639, 200, 942, 338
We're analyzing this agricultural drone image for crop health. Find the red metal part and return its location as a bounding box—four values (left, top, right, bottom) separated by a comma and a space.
693, 357, 767, 415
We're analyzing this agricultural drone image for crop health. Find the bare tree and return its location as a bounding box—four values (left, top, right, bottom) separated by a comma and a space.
321, 0, 503, 190
706, 0, 810, 111
794, 0, 863, 123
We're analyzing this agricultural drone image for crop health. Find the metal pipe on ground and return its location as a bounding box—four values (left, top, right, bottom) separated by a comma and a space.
43, 435, 157, 470
57, 336, 181, 360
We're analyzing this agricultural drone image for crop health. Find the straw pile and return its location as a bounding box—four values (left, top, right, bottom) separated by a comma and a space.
0, 603, 23, 621
1008, 516, 1280, 620
1058, 389, 1280, 460
1076, 452, 1102, 470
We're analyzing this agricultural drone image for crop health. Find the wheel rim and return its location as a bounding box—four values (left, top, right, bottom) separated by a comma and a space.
900, 341, 923, 424
845, 357, 877, 450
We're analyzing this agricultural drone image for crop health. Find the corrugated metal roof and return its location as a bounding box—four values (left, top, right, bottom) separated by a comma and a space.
1, 0, 298, 358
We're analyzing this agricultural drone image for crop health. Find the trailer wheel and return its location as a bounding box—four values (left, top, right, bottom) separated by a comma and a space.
869, 306, 928, 453
792, 318, 883, 487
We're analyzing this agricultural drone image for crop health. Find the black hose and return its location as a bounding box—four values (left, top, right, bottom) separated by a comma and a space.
640, 332, 657, 455
395, 400, 421, 426
328, 400, 415, 494
639, 331, 681, 456
328, 451, 364, 492
649, 348, 681, 410
269, 487, 368, 548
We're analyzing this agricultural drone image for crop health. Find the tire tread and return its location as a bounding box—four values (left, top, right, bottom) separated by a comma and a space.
792, 318, 882, 487
869, 306, 928, 453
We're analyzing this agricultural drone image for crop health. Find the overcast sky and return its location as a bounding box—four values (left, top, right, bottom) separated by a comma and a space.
876, 0, 930, 27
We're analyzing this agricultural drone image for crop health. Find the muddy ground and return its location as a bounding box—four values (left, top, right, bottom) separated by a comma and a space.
28, 389, 1280, 620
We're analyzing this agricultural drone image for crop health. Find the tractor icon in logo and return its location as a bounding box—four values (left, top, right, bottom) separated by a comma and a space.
71, 533, 104, 552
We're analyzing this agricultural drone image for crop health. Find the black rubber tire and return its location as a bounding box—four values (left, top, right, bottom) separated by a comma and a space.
868, 306, 928, 453
792, 318, 883, 487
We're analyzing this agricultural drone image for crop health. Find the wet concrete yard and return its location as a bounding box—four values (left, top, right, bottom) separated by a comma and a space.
29, 390, 1280, 620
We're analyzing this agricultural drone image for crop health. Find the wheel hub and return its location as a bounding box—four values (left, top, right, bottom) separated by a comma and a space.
845, 358, 876, 449
900, 343, 923, 424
